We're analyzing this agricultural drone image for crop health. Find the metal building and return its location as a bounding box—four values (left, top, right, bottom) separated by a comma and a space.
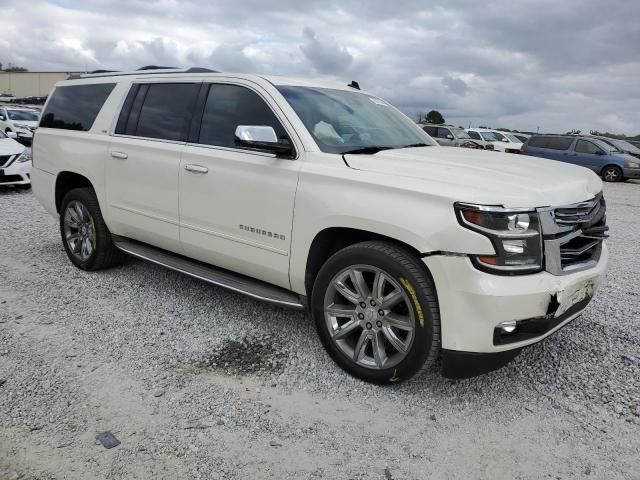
0, 71, 83, 98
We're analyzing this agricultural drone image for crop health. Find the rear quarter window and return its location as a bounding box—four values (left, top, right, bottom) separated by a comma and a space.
40, 83, 116, 131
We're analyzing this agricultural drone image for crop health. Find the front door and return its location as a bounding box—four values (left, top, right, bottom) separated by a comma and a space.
179, 82, 301, 289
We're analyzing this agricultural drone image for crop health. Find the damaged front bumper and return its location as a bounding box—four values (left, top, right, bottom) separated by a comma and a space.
423, 244, 608, 378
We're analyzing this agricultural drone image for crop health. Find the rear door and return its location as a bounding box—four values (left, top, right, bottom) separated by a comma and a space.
106, 81, 200, 252
178, 81, 302, 289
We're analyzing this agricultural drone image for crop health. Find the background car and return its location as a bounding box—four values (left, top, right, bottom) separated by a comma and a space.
628, 140, 640, 149
592, 136, 640, 160
512, 133, 531, 143
523, 135, 640, 182
0, 129, 30, 189
466, 128, 522, 153
0, 106, 40, 145
419, 123, 491, 149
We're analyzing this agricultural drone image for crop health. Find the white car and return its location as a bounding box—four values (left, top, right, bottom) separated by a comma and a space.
32, 68, 608, 384
0, 129, 31, 188
0, 106, 40, 145
467, 128, 523, 153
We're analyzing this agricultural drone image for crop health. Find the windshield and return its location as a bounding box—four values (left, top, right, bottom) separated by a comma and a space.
450, 127, 471, 139
7, 110, 39, 122
480, 132, 503, 142
277, 86, 432, 154
607, 138, 640, 154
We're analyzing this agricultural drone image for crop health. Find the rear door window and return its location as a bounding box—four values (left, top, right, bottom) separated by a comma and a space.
423, 126, 437, 136
467, 131, 481, 140
527, 136, 573, 150
40, 83, 116, 131
128, 83, 200, 142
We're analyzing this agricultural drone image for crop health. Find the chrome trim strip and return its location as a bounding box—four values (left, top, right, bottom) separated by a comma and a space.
114, 240, 304, 310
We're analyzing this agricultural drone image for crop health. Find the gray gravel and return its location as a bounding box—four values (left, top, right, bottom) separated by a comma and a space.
0, 177, 639, 479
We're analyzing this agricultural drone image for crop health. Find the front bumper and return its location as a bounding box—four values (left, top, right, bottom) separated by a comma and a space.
622, 167, 640, 179
423, 243, 608, 356
0, 159, 32, 185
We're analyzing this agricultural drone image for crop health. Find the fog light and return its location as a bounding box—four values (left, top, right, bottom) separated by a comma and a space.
498, 320, 518, 334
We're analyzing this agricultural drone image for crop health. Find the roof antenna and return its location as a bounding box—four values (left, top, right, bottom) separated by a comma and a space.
348, 80, 360, 90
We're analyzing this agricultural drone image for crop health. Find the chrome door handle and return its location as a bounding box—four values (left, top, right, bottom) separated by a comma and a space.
110, 151, 128, 159
184, 164, 208, 174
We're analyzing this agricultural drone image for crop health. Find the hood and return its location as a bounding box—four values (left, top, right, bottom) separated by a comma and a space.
344, 147, 602, 208
11, 120, 38, 129
0, 137, 26, 156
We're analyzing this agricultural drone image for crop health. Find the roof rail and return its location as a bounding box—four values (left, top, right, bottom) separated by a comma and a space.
72, 66, 220, 79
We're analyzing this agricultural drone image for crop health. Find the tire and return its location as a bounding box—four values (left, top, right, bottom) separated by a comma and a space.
601, 165, 623, 182
311, 241, 441, 384
59, 187, 123, 271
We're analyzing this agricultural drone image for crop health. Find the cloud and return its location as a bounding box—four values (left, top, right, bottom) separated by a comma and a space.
0, 0, 637, 134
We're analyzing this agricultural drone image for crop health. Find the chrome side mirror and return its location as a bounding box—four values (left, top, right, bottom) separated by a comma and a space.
234, 125, 294, 158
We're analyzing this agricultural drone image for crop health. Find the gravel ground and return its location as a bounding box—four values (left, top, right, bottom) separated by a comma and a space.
0, 175, 639, 479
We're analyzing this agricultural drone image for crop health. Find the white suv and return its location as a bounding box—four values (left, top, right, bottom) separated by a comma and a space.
32, 68, 609, 384
0, 106, 40, 145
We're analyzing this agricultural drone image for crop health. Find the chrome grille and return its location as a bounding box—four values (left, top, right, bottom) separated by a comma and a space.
538, 192, 608, 275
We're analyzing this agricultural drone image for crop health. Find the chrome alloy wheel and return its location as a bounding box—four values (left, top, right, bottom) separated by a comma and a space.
323, 265, 416, 370
603, 167, 621, 182
63, 200, 96, 262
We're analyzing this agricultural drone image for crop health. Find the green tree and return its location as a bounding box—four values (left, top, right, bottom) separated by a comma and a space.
425, 110, 445, 124
4, 66, 28, 72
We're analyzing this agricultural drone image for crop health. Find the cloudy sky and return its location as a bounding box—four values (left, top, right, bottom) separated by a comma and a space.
0, 0, 638, 135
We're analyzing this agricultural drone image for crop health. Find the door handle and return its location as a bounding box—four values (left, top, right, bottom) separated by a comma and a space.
184, 164, 209, 174
110, 151, 128, 160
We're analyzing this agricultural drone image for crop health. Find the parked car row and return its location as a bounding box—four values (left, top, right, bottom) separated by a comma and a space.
0, 128, 31, 188
419, 124, 529, 153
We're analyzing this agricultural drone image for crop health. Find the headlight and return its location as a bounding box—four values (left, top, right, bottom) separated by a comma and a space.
628, 161, 639, 168
15, 124, 30, 130
16, 151, 30, 163
455, 203, 543, 275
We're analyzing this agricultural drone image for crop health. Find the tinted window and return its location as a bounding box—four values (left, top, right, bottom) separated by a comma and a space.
575, 140, 603, 155
199, 84, 287, 148
467, 131, 481, 140
423, 126, 437, 136
40, 83, 115, 131
527, 136, 573, 150
135, 83, 199, 141
436, 128, 451, 139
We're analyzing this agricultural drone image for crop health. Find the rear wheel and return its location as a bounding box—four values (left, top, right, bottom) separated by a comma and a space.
311, 241, 440, 384
59, 188, 123, 270
601, 165, 623, 182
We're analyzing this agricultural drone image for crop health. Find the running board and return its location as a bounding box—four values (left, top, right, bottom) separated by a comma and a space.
112, 236, 305, 310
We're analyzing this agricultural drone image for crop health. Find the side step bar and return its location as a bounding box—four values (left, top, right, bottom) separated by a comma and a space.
112, 236, 305, 310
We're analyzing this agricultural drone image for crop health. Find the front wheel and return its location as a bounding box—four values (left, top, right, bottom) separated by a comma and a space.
601, 165, 623, 182
311, 241, 441, 384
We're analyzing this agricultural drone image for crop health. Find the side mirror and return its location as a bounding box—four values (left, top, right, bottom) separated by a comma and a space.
595, 150, 605, 155
0, 116, 5, 121
234, 125, 294, 157
6, 131, 17, 139
446, 134, 454, 140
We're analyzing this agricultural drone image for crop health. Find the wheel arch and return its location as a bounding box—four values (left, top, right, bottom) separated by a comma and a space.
55, 171, 94, 213
303, 226, 426, 297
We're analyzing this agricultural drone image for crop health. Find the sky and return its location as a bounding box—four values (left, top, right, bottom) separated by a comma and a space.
0, 0, 638, 135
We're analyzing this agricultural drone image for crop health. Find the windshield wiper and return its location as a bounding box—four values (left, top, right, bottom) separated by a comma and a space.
341, 146, 395, 155
398, 143, 430, 149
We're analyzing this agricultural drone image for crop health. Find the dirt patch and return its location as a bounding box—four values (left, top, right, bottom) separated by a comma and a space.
199, 337, 288, 376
